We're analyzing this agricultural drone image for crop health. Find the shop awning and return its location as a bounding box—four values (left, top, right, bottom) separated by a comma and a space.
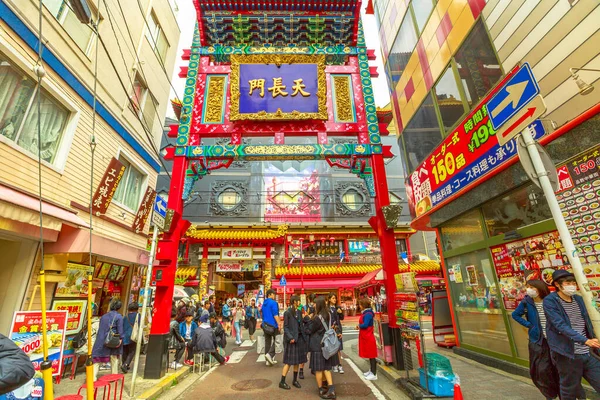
356, 268, 382, 288
0, 184, 89, 231
272, 278, 362, 290
44, 225, 148, 265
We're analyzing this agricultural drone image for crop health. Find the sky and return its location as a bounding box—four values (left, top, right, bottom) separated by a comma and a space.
167, 1, 391, 118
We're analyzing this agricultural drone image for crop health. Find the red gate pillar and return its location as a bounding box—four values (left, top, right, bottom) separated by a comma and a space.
369, 153, 400, 328
144, 155, 190, 379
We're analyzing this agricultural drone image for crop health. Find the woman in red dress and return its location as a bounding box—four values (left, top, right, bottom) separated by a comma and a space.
356, 298, 378, 380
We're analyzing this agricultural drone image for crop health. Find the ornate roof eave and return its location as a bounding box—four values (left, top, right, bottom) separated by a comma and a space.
398, 261, 442, 274
185, 224, 289, 241
274, 263, 380, 277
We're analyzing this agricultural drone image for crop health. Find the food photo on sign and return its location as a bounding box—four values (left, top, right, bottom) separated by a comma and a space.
54, 263, 91, 297
9, 311, 68, 376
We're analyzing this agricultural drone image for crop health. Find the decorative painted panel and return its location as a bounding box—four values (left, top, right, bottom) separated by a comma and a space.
202, 75, 228, 124
331, 74, 356, 123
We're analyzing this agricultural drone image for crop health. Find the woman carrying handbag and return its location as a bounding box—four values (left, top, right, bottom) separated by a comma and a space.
92, 300, 124, 380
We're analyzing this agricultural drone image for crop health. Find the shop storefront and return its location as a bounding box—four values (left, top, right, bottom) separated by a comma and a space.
408, 104, 600, 367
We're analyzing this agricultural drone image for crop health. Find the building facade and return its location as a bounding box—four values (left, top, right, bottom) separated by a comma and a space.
376, 0, 600, 367
0, 0, 180, 333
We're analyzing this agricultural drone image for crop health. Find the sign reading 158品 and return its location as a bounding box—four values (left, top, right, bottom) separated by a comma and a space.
406, 66, 546, 218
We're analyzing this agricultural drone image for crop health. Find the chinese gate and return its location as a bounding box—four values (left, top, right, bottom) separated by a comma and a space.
145, 0, 401, 378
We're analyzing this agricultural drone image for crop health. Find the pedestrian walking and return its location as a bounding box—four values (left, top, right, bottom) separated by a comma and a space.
279, 295, 308, 390
233, 300, 245, 345
327, 292, 344, 374
544, 270, 600, 400
192, 314, 229, 365
511, 279, 560, 399
208, 295, 216, 314
92, 299, 123, 380
245, 298, 260, 341
356, 298, 378, 381
222, 299, 232, 334
262, 289, 281, 366
179, 310, 198, 366
121, 302, 140, 373
0, 333, 35, 396
169, 308, 185, 369
197, 300, 211, 323
307, 296, 337, 399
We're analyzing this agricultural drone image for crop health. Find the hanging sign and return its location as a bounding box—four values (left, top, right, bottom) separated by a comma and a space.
9, 311, 68, 376
221, 247, 253, 260
406, 65, 547, 219
91, 157, 126, 215
216, 261, 243, 272
132, 187, 157, 232
54, 263, 99, 298
51, 300, 87, 335
229, 54, 327, 121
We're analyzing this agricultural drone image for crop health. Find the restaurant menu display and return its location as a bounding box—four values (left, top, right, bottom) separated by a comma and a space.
491, 231, 568, 309
556, 144, 600, 291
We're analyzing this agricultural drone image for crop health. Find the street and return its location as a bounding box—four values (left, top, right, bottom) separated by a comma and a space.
159, 328, 402, 400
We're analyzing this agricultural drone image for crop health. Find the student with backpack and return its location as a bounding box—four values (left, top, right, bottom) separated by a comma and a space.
92, 299, 123, 380
307, 297, 340, 399
279, 295, 308, 390
356, 298, 378, 381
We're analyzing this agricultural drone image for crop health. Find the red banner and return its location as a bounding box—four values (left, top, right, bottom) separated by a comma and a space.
132, 187, 156, 232
92, 157, 126, 215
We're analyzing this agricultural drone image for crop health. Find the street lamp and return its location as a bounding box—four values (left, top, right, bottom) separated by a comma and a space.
569, 67, 600, 95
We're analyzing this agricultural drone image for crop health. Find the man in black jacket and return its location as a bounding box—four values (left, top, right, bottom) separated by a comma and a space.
0, 333, 35, 395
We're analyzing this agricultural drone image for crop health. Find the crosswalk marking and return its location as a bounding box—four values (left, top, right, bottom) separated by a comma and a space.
256, 354, 266, 363
228, 350, 248, 364
240, 340, 254, 347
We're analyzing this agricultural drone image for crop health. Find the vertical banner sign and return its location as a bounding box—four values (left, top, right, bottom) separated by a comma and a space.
9, 311, 68, 376
406, 66, 547, 218
132, 187, 157, 232
92, 157, 126, 215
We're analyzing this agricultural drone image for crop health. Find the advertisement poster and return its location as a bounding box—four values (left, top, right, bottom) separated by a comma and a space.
9, 311, 68, 376
54, 263, 92, 298
216, 261, 243, 272
51, 300, 87, 335
95, 262, 111, 279
348, 240, 381, 254
237, 284, 246, 296
264, 162, 321, 223
491, 231, 569, 309
453, 265, 463, 283
241, 261, 260, 272
107, 265, 121, 281
466, 265, 478, 286
556, 145, 600, 292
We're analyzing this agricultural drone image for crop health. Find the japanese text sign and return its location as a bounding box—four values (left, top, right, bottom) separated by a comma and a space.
406, 66, 547, 218
9, 311, 68, 376
51, 300, 87, 335
54, 263, 99, 298
220, 247, 253, 260
216, 261, 243, 272
92, 157, 126, 215
132, 187, 156, 232
230, 55, 327, 121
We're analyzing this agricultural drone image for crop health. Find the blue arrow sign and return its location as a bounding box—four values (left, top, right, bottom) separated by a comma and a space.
154, 195, 168, 218
279, 275, 287, 286
486, 63, 539, 130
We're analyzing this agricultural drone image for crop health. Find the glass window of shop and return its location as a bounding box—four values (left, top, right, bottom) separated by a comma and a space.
446, 249, 513, 356
410, 0, 435, 33
454, 20, 503, 108
401, 93, 443, 172
440, 209, 485, 251
387, 13, 419, 86
434, 65, 468, 133
482, 184, 552, 237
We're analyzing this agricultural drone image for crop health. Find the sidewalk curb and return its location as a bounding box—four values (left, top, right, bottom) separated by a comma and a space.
135, 366, 191, 400
377, 363, 402, 384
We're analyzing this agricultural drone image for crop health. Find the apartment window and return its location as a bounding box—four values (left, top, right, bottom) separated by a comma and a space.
43, 0, 95, 52
113, 156, 145, 210
146, 12, 169, 62
454, 20, 502, 107
434, 65, 467, 133
130, 74, 147, 112
0, 54, 69, 164
387, 13, 418, 85
129, 74, 156, 130
411, 0, 435, 34
401, 93, 442, 173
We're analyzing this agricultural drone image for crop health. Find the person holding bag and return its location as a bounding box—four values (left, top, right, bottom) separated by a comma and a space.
121, 302, 141, 373
307, 297, 338, 399
92, 299, 123, 380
